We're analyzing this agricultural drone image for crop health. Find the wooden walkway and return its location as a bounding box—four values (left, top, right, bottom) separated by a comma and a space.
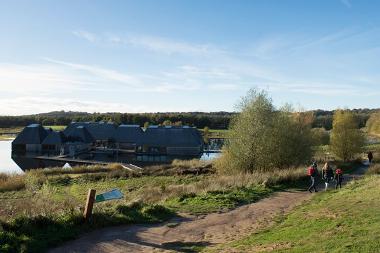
34, 156, 143, 172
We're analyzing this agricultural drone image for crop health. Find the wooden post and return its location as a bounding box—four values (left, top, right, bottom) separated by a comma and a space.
83, 189, 96, 221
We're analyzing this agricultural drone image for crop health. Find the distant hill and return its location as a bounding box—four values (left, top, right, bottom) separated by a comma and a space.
1, 109, 379, 130
33, 111, 91, 117
0, 111, 236, 129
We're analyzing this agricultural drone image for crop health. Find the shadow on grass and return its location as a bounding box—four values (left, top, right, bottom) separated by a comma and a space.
161, 241, 212, 253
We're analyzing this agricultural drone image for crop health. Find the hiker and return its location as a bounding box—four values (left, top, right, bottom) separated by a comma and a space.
334, 168, 344, 189
321, 162, 334, 191
307, 162, 318, 193
368, 151, 373, 164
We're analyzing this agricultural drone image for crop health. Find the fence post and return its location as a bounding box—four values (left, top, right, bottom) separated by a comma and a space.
84, 189, 96, 221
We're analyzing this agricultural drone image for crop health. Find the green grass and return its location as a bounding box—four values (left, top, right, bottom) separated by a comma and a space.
0, 163, 312, 253
45, 125, 66, 131
213, 175, 380, 253
0, 173, 277, 253
0, 127, 24, 134
199, 129, 229, 138
0, 135, 15, 141
0, 203, 174, 253
364, 143, 380, 152
165, 186, 273, 214
0, 125, 66, 141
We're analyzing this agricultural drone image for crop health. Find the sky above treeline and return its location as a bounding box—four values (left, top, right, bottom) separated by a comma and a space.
0, 0, 379, 115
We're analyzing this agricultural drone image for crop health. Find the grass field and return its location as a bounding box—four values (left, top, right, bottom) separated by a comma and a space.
199, 128, 229, 138
0, 126, 226, 140
0, 125, 66, 141
0, 161, 307, 252
211, 172, 380, 252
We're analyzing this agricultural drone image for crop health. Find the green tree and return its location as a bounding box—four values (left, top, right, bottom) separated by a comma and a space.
311, 128, 330, 146
162, 120, 172, 126
366, 112, 380, 135
203, 126, 210, 144
174, 121, 183, 126
330, 110, 365, 161
217, 89, 313, 173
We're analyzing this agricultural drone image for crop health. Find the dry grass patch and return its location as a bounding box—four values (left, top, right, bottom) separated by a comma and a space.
0, 173, 25, 192
366, 163, 380, 175
137, 167, 306, 204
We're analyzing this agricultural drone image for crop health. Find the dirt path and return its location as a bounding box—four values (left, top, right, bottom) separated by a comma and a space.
50, 165, 368, 253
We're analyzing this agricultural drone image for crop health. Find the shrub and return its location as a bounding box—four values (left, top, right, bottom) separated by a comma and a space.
218, 89, 313, 173
366, 164, 380, 175
311, 128, 330, 146
0, 202, 175, 253
48, 175, 72, 186
0, 173, 25, 192
24, 170, 47, 192
366, 112, 380, 135
330, 110, 365, 161
142, 205, 175, 222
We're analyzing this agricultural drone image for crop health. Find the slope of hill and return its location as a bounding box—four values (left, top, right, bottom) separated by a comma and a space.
214, 174, 380, 252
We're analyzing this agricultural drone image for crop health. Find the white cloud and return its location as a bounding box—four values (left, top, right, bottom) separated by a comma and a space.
72, 30, 98, 42
0, 96, 161, 115
44, 58, 141, 88
122, 35, 217, 55
3, 25, 380, 115
73, 30, 221, 55
0, 63, 96, 95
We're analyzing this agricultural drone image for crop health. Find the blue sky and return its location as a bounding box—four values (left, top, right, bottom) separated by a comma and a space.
0, 0, 379, 115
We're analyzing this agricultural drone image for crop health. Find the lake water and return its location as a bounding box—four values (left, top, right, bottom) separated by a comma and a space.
0, 140, 221, 174
0, 141, 23, 174
200, 152, 221, 161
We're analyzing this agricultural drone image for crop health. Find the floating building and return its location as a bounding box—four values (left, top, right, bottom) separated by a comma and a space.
42, 130, 65, 154
12, 124, 49, 153
12, 122, 204, 163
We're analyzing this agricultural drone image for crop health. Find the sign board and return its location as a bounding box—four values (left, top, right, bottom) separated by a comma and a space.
95, 189, 123, 203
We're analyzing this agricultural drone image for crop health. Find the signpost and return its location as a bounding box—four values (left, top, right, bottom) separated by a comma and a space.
83, 189, 124, 221
95, 189, 123, 203
83, 189, 96, 221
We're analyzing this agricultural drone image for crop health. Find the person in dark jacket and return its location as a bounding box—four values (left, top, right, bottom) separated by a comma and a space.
322, 162, 334, 191
334, 168, 344, 189
308, 162, 318, 193
368, 151, 374, 164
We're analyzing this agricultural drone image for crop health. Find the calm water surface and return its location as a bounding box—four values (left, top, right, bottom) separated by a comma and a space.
0, 140, 23, 174
0, 140, 220, 174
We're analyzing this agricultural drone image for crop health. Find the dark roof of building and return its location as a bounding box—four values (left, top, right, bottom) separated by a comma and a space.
12, 124, 49, 145
13, 122, 203, 147
113, 125, 144, 144
63, 122, 116, 141
65, 126, 94, 143
42, 131, 65, 145
113, 125, 202, 147
144, 126, 203, 147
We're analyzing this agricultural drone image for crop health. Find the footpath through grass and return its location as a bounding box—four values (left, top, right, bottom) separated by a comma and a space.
212, 174, 380, 253
0, 162, 308, 253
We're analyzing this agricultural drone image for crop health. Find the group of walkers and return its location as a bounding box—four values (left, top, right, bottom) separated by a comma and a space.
307, 152, 374, 193
307, 161, 344, 193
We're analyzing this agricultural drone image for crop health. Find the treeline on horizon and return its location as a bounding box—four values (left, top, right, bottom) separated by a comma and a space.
0, 109, 377, 130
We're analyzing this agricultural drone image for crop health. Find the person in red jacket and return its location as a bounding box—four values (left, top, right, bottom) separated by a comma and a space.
307, 162, 318, 193
334, 168, 344, 189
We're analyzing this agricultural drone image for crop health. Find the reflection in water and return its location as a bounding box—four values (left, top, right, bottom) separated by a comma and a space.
1, 139, 223, 174
200, 152, 221, 161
